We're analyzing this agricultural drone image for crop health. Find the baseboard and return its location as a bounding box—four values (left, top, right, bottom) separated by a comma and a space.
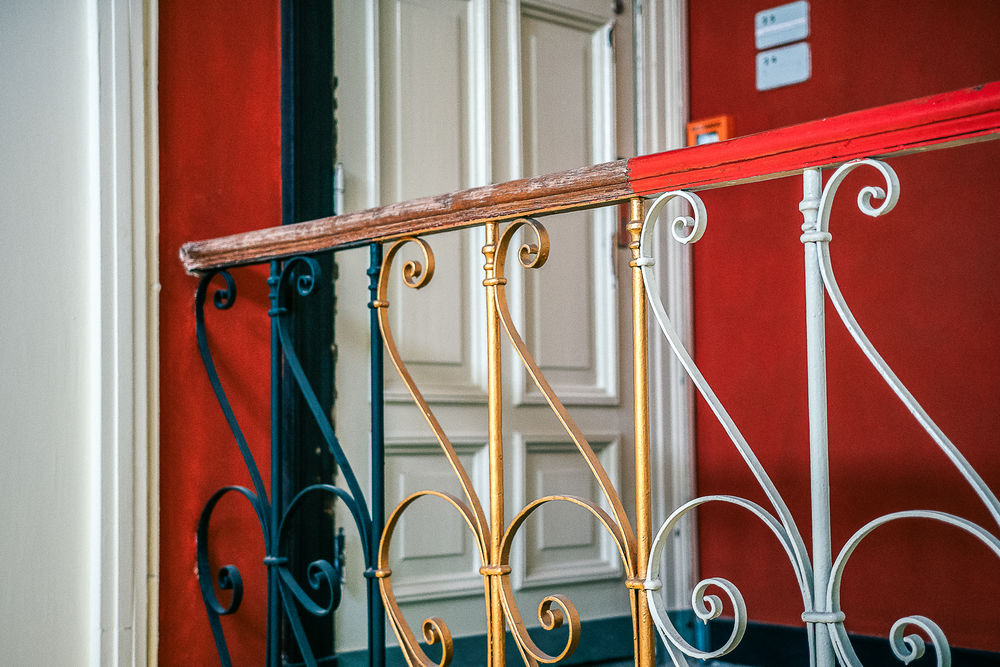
705, 619, 1000, 666
333, 614, 635, 666
324, 615, 1000, 665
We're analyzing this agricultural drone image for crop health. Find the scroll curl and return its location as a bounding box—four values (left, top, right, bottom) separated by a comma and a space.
826, 510, 1000, 667
274, 484, 371, 619
496, 495, 640, 664
196, 484, 268, 665
378, 491, 489, 667
645, 495, 813, 665
401, 239, 435, 289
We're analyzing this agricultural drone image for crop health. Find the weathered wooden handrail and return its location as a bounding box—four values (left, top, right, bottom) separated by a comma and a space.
180, 81, 1000, 272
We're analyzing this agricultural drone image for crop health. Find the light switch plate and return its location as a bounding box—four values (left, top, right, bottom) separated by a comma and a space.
756, 42, 811, 91
755, 1, 810, 50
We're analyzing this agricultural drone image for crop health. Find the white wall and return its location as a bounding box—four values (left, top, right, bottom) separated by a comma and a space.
0, 1, 101, 663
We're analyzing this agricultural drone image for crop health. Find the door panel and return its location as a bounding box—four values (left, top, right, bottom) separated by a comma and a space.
384, 437, 489, 601
381, 0, 481, 202
334, 0, 632, 654
380, 0, 489, 404
513, 434, 622, 589
516, 5, 619, 407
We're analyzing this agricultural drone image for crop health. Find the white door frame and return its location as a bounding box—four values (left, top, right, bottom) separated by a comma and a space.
94, 0, 158, 664
634, 0, 697, 612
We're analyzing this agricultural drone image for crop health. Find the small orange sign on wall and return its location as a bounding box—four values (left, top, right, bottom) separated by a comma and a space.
686, 114, 734, 146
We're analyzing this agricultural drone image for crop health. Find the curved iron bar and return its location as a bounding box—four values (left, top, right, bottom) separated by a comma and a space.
488, 217, 640, 664
378, 490, 492, 667
271, 255, 388, 664
196, 270, 278, 666
275, 255, 374, 547
196, 270, 271, 518
276, 483, 370, 614
374, 238, 493, 665
197, 485, 269, 667
497, 495, 637, 665
646, 495, 814, 666
375, 237, 491, 544
272, 482, 369, 666
812, 159, 1000, 531
826, 511, 1000, 667
493, 218, 638, 556
637, 191, 815, 662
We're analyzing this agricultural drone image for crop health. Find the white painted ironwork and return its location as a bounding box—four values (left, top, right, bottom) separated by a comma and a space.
801, 167, 835, 667
640, 160, 1000, 666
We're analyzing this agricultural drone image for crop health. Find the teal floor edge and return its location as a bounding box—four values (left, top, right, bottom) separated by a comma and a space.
331, 613, 1000, 665
335, 614, 639, 666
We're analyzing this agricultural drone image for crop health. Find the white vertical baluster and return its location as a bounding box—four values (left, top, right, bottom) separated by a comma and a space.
800, 168, 835, 667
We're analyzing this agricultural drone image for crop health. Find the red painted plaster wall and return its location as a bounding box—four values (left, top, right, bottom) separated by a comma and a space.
689, 0, 1000, 650
159, 1, 281, 663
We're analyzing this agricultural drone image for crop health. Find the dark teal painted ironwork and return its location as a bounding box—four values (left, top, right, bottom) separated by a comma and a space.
368, 243, 386, 667
279, 0, 338, 654
195, 269, 271, 667
195, 259, 383, 666
269, 261, 283, 667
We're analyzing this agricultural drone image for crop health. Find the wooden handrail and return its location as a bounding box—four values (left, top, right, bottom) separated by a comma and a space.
181, 82, 1000, 272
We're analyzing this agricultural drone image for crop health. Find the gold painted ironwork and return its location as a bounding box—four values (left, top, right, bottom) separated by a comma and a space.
627, 197, 655, 666
491, 218, 638, 665
375, 204, 656, 666
374, 238, 491, 667
483, 220, 507, 666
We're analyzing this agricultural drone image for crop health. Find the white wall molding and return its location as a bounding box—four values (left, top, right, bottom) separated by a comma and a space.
383, 436, 489, 601
633, 0, 697, 612
509, 432, 624, 591
94, 0, 158, 664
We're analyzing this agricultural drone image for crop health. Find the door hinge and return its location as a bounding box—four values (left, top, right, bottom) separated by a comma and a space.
334, 162, 345, 216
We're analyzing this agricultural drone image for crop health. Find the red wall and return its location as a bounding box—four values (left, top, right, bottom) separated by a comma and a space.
689, 0, 1000, 650
159, 1, 281, 664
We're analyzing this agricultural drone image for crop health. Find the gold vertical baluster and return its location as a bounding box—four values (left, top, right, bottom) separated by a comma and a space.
628, 197, 655, 667
482, 221, 506, 667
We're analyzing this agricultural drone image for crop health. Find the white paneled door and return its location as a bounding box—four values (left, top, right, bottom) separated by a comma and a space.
334, 0, 638, 655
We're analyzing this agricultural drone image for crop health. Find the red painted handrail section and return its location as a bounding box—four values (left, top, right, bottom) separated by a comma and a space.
629, 82, 1000, 195
180, 82, 1000, 272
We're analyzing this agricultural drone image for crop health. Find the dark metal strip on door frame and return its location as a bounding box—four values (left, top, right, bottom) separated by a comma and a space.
279, 0, 385, 664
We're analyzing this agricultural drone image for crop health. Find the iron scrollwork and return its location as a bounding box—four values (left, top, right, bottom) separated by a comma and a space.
810, 160, 1000, 666
373, 236, 489, 667
636, 192, 814, 665
195, 258, 375, 667
375, 221, 642, 665
492, 219, 639, 665
640, 161, 1000, 666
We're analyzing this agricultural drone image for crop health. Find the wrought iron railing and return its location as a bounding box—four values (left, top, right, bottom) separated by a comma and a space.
181, 82, 1000, 666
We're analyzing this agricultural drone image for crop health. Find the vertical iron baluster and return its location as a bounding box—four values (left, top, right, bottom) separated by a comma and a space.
800, 169, 835, 667
482, 222, 506, 667
268, 259, 284, 667
627, 197, 656, 667
368, 243, 387, 667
